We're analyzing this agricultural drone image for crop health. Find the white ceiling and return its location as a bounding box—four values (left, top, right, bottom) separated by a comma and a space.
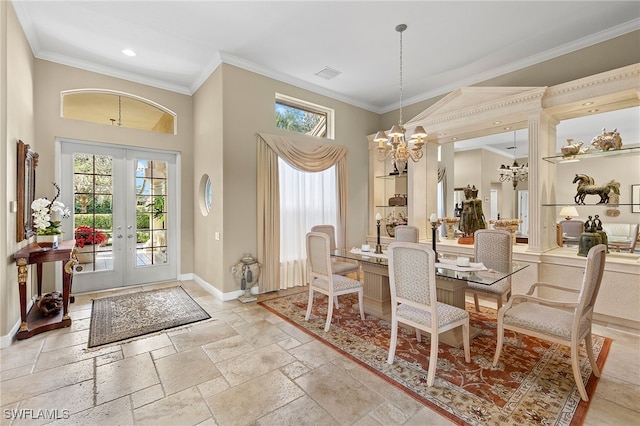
11, 1, 640, 156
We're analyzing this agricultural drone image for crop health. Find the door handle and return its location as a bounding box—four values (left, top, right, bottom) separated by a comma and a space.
117, 234, 123, 239
127, 234, 134, 239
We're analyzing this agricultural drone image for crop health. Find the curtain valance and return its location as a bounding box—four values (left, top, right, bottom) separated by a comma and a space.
257, 133, 347, 173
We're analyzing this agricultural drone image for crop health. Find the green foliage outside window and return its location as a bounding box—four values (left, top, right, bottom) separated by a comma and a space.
275, 102, 324, 135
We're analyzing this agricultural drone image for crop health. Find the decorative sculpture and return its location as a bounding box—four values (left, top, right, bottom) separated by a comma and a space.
561, 139, 589, 158
578, 216, 603, 257
573, 174, 620, 205
458, 185, 486, 244
37, 291, 63, 316
591, 128, 623, 151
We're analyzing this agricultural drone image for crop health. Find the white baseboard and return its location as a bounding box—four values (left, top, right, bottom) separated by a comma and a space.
189, 273, 244, 301
1, 299, 34, 348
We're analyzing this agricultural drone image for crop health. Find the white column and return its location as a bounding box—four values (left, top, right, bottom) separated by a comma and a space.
527, 111, 558, 253
408, 141, 438, 241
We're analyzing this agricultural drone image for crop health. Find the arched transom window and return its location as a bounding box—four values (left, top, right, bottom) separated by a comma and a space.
61, 90, 176, 135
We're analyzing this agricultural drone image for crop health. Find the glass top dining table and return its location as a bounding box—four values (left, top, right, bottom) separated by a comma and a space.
331, 248, 528, 286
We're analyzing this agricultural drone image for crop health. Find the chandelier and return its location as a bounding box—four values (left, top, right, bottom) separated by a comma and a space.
374, 24, 426, 172
498, 131, 528, 190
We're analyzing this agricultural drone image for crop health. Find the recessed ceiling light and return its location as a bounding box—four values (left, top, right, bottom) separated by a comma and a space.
493, 121, 502, 125
583, 101, 594, 106
504, 126, 512, 130
588, 109, 599, 113
438, 133, 446, 137
451, 137, 458, 141
122, 49, 136, 57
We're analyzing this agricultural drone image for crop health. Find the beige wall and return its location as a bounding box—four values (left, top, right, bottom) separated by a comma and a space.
197, 64, 380, 293
1, 2, 35, 338
192, 66, 224, 292
33, 60, 195, 283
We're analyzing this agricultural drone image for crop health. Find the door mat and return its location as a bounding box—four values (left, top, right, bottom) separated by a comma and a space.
88, 286, 211, 348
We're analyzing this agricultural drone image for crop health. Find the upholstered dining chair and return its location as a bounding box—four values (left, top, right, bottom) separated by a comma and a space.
492, 244, 606, 402
466, 229, 512, 312
394, 225, 419, 243
559, 220, 584, 247
305, 231, 365, 332
386, 242, 471, 386
311, 224, 360, 281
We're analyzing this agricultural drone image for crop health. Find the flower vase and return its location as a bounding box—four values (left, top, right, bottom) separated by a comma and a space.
37, 234, 59, 248
75, 246, 94, 264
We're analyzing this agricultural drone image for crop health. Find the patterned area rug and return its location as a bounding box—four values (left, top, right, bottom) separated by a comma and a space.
260, 292, 610, 426
88, 286, 210, 348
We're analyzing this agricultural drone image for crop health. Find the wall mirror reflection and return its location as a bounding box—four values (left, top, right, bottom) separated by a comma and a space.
17, 140, 38, 242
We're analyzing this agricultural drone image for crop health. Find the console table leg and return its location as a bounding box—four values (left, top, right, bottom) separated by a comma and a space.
17, 258, 29, 332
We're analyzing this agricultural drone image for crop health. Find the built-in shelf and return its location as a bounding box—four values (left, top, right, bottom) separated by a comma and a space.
375, 205, 408, 208
375, 173, 407, 180
542, 203, 636, 206
542, 146, 640, 164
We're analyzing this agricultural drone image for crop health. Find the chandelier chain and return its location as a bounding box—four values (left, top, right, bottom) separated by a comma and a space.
398, 26, 403, 126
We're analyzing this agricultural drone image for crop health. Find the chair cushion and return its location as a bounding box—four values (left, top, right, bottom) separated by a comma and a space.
331, 259, 359, 275
312, 274, 362, 292
503, 302, 589, 341
467, 278, 510, 296
396, 302, 468, 328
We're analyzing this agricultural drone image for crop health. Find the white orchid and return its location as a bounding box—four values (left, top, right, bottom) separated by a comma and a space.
31, 183, 71, 235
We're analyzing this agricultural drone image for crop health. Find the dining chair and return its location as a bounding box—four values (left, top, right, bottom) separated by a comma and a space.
386, 242, 471, 386
394, 225, 419, 243
492, 244, 606, 401
311, 224, 360, 281
305, 231, 365, 332
466, 229, 512, 312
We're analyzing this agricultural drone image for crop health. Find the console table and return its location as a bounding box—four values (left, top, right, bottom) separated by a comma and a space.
14, 239, 77, 340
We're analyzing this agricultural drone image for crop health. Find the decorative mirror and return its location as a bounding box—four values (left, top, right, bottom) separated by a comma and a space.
17, 140, 38, 242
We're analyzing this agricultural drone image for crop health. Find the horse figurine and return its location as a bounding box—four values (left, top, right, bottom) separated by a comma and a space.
591, 128, 623, 151
573, 173, 620, 204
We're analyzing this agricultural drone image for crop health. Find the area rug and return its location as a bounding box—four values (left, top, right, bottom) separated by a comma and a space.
259, 292, 610, 426
88, 286, 210, 348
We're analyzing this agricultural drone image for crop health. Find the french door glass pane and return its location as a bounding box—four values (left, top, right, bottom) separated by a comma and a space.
135, 159, 168, 266
73, 153, 114, 272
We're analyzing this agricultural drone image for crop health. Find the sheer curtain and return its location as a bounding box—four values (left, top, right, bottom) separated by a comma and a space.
279, 158, 337, 288
256, 133, 348, 293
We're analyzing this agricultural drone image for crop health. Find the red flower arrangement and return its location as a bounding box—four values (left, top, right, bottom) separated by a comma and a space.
74, 226, 107, 248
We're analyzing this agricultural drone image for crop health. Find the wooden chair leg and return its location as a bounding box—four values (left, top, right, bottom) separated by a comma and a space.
324, 294, 334, 332
387, 317, 398, 364
427, 334, 438, 386
585, 333, 601, 377
358, 289, 365, 320
305, 289, 314, 321
462, 321, 471, 363
493, 323, 504, 366
571, 341, 589, 401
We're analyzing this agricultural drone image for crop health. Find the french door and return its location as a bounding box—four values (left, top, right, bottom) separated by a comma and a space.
60, 141, 178, 293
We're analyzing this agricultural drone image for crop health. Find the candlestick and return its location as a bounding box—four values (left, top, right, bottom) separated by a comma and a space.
375, 217, 383, 254
429, 213, 437, 223
431, 219, 440, 262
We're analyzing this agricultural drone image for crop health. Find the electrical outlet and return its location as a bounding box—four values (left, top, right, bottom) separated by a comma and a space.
215, 232, 220, 240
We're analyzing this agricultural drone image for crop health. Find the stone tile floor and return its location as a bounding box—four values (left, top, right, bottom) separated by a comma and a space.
1, 280, 638, 425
